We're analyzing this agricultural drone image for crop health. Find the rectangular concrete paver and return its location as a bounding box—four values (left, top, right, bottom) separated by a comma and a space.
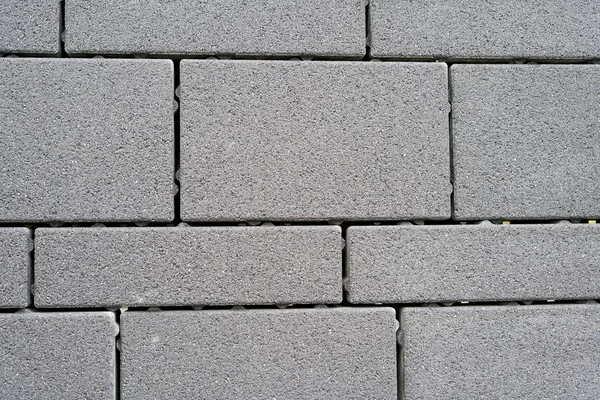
401, 304, 600, 400
370, 0, 600, 60
0, 228, 31, 308
120, 308, 397, 400
0, 58, 174, 223
65, 0, 365, 58
0, 312, 117, 400
0, 0, 60, 55
34, 226, 342, 307
346, 223, 600, 303
452, 64, 600, 220
180, 60, 451, 221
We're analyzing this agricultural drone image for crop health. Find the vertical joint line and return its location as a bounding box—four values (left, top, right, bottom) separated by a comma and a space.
114, 311, 122, 400
173, 60, 181, 224
341, 224, 349, 304
364, 0, 371, 61
28, 229, 35, 307
59, 0, 66, 57
447, 64, 455, 219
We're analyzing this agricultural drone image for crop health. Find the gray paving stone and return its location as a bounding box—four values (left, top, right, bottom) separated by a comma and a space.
0, 311, 117, 400
0, 229, 31, 308
401, 304, 600, 399
0, 1, 60, 55
34, 226, 342, 307
121, 307, 397, 400
347, 223, 600, 304
65, 0, 365, 57
370, 0, 600, 60
452, 64, 600, 220
0, 57, 174, 223
180, 60, 451, 221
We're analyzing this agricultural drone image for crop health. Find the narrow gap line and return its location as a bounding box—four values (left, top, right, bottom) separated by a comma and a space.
396, 306, 404, 400
58, 0, 65, 57
114, 310, 121, 400
363, 0, 371, 61
27, 229, 34, 307
341, 225, 349, 304
173, 59, 182, 224
447, 63, 455, 220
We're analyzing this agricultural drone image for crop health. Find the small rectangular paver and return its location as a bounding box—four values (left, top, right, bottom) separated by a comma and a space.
401, 304, 600, 399
0, 311, 117, 400
34, 226, 342, 307
0, 1, 60, 55
452, 64, 600, 220
121, 308, 397, 400
180, 60, 451, 221
0, 229, 31, 308
370, 0, 600, 60
65, 0, 365, 58
0, 57, 174, 223
346, 223, 600, 304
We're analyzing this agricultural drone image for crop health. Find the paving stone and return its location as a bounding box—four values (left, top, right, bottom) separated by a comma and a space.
0, 229, 31, 308
0, 1, 60, 55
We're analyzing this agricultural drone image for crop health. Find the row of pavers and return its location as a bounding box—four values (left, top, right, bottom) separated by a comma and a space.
2, 58, 599, 222
2, 305, 599, 399
2, 223, 599, 309
2, 1, 599, 60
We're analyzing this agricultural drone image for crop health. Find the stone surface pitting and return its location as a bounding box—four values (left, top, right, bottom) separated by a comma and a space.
0, 228, 31, 308
120, 308, 397, 400
0, 0, 60, 55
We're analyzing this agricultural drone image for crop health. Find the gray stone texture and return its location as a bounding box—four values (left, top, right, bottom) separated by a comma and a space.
370, 0, 600, 60
180, 60, 451, 221
401, 304, 600, 399
0, 57, 174, 223
0, 1, 60, 55
120, 308, 397, 400
452, 64, 600, 220
347, 223, 600, 304
34, 226, 342, 307
0, 229, 31, 308
0, 311, 117, 400
65, 0, 365, 58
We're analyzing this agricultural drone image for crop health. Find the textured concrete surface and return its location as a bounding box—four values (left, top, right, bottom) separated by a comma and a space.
0, 57, 174, 223
180, 60, 451, 221
347, 223, 600, 303
0, 0, 60, 55
452, 64, 600, 220
0, 311, 117, 400
0, 229, 31, 308
65, 0, 365, 57
401, 304, 600, 399
120, 308, 397, 400
370, 0, 600, 60
34, 226, 342, 307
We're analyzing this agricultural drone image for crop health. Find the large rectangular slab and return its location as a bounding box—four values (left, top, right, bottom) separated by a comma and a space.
180, 60, 451, 221
120, 308, 397, 400
346, 223, 600, 303
0, 58, 174, 223
401, 304, 600, 399
65, 0, 365, 57
34, 226, 342, 307
0, 1, 60, 55
0, 312, 117, 400
370, 0, 600, 60
452, 64, 600, 220
0, 228, 31, 308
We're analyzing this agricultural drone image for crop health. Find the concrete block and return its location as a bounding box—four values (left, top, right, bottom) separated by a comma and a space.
34, 226, 342, 307
180, 60, 451, 221
65, 0, 365, 58
0, 311, 117, 400
0, 57, 174, 223
347, 223, 600, 303
401, 304, 600, 399
0, 229, 31, 308
370, 0, 600, 60
452, 64, 600, 220
120, 307, 397, 400
0, 1, 60, 55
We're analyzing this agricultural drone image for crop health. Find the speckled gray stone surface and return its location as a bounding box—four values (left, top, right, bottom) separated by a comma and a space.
0, 311, 117, 400
65, 0, 365, 57
121, 308, 397, 400
0, 229, 31, 308
347, 223, 600, 304
452, 64, 600, 220
370, 0, 600, 60
180, 60, 451, 221
401, 304, 600, 400
0, 1, 60, 55
34, 226, 342, 307
0, 57, 174, 223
